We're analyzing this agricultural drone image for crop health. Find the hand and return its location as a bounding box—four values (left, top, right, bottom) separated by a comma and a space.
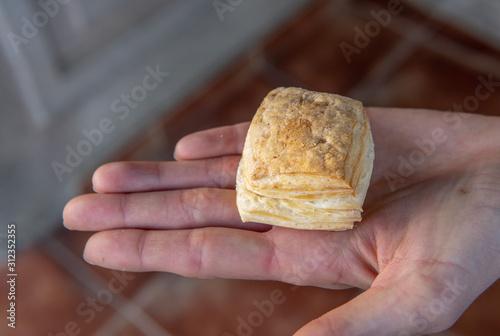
63, 107, 500, 336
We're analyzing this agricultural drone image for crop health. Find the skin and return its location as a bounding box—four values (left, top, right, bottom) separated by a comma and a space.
63, 107, 500, 336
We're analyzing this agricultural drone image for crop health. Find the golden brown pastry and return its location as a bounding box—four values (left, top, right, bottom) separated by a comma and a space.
236, 87, 374, 230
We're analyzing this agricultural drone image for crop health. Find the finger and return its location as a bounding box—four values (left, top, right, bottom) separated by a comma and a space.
83, 227, 376, 289
83, 228, 277, 279
293, 266, 473, 336
174, 122, 249, 160
92, 156, 240, 193
63, 188, 269, 232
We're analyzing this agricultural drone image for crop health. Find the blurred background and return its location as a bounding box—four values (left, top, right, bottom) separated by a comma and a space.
1, 0, 500, 335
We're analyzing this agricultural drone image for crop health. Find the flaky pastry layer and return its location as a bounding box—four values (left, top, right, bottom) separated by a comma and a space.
236, 87, 374, 230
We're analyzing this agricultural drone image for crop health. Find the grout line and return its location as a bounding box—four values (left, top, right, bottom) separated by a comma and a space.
255, 0, 352, 91
342, 2, 445, 101
257, 0, 500, 100
42, 235, 173, 336
353, 0, 500, 80
348, 25, 442, 100
404, 0, 500, 53
388, 14, 500, 79
92, 273, 182, 336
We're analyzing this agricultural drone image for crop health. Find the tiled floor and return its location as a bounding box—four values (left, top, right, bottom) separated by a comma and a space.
2, 0, 500, 335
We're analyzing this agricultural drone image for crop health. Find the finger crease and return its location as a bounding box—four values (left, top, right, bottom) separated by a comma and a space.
187, 230, 206, 276
215, 157, 229, 188
137, 231, 150, 270
119, 195, 130, 227
179, 190, 195, 225
205, 159, 219, 188
263, 235, 281, 279
154, 162, 162, 187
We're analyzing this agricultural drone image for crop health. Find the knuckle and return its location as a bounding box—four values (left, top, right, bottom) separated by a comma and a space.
179, 189, 197, 223
119, 194, 131, 227
137, 231, 152, 270
153, 161, 163, 185
185, 229, 209, 277
206, 157, 236, 189
217, 156, 236, 188
205, 158, 222, 188
179, 188, 218, 223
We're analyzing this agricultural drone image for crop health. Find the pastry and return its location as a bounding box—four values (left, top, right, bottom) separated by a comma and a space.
236, 87, 374, 230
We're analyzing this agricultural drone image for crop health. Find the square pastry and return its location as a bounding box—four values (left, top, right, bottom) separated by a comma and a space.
236, 87, 374, 230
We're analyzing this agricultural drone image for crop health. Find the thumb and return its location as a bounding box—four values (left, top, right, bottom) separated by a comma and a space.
293, 269, 472, 336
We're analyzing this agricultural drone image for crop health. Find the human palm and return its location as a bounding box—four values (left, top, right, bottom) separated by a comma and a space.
63, 107, 500, 336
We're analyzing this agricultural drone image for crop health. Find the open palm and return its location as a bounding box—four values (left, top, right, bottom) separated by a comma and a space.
63, 107, 500, 336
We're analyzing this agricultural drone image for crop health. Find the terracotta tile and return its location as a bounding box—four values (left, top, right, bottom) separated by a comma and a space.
0, 247, 114, 336
28, 1, 500, 336
210, 74, 279, 126
108, 323, 144, 336
363, 47, 500, 115
404, 0, 500, 58
264, 0, 402, 95
450, 280, 500, 336
55, 227, 95, 258
163, 67, 276, 146
53, 228, 155, 300
364, 0, 430, 22
89, 274, 176, 336
135, 277, 359, 336
435, 24, 500, 60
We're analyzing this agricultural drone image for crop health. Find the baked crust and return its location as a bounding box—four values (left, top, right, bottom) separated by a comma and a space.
236, 87, 374, 230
